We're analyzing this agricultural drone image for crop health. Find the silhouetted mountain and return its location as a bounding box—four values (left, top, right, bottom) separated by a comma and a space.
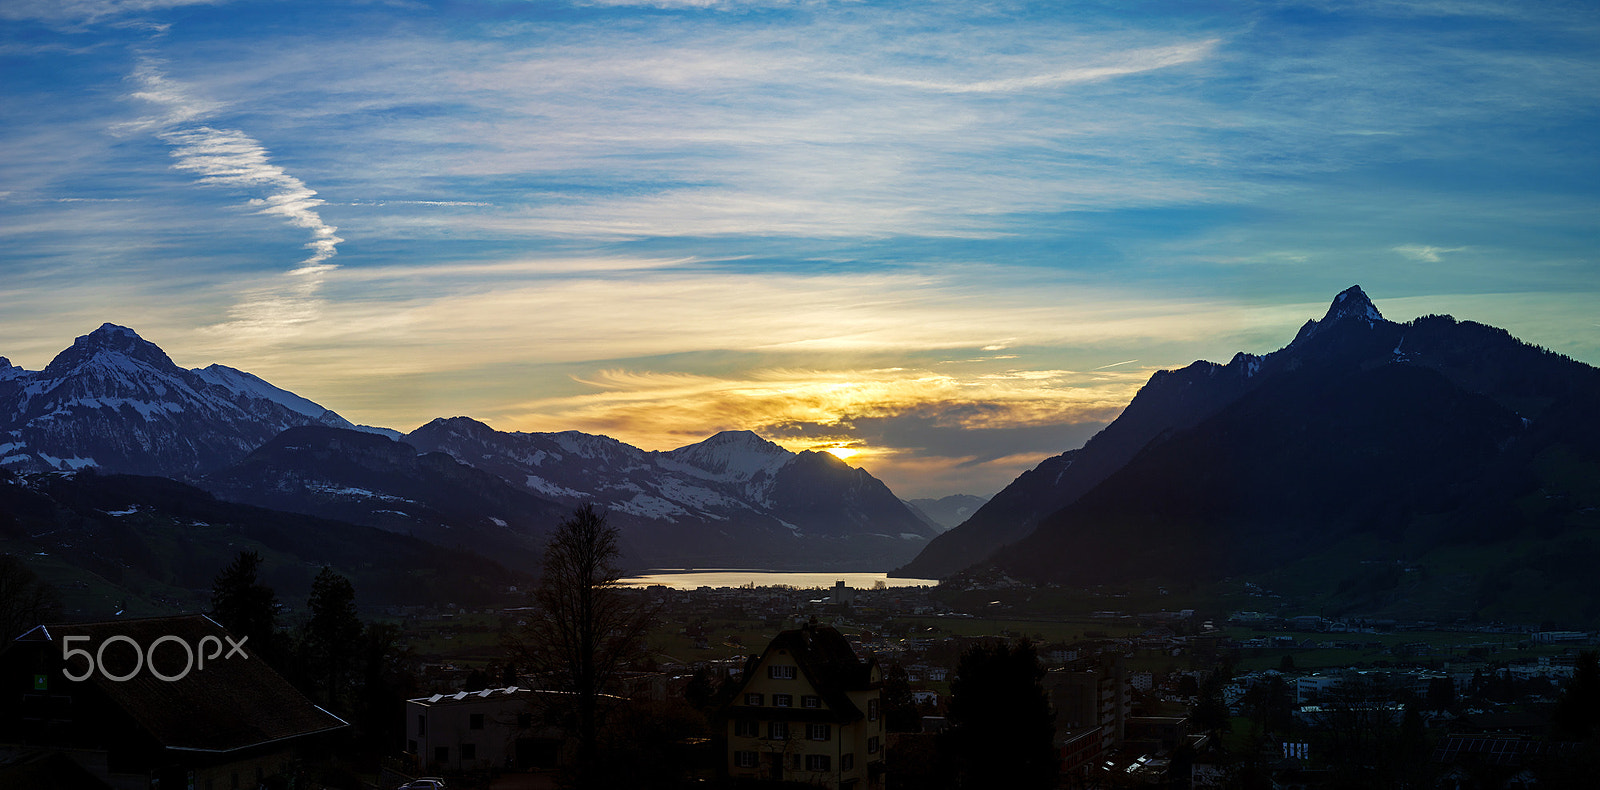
897, 287, 1600, 625
0, 324, 372, 478
0, 466, 522, 618
202, 426, 567, 573
406, 418, 939, 570
903, 495, 990, 532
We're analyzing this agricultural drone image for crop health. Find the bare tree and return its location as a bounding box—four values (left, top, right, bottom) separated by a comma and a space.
512, 504, 653, 788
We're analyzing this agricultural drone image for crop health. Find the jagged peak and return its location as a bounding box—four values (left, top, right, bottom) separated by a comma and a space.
1322, 285, 1383, 325
1288, 286, 1386, 348
42, 323, 179, 376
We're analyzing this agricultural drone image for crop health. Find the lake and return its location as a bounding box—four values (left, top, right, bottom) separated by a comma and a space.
617, 569, 940, 590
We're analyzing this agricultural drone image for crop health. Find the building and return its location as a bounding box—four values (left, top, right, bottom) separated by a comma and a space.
405, 686, 562, 773
720, 622, 884, 789
1046, 656, 1130, 788
0, 615, 346, 790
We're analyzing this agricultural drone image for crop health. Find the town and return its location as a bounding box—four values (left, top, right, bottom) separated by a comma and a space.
7, 566, 1596, 790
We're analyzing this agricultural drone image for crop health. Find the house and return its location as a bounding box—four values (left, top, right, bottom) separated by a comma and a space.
406, 686, 568, 772
0, 615, 346, 790
720, 622, 884, 789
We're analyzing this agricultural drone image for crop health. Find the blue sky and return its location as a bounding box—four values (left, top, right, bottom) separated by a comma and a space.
3, 0, 1597, 497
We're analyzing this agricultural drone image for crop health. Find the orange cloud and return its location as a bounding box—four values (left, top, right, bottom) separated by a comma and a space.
493, 364, 1148, 496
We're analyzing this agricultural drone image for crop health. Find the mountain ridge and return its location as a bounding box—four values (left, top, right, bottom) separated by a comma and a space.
894, 285, 1600, 581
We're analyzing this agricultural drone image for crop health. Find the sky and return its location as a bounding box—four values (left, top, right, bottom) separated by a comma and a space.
3, 1, 1597, 499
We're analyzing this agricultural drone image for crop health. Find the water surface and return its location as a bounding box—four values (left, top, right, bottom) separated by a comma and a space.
618, 569, 939, 590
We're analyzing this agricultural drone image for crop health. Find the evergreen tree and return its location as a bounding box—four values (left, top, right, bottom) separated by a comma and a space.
209, 549, 280, 663
1553, 651, 1600, 741
353, 621, 414, 752
683, 666, 717, 712
881, 662, 923, 732
944, 639, 1056, 789
303, 566, 363, 710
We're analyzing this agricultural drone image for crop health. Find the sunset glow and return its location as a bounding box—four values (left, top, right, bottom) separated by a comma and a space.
3, 1, 1596, 499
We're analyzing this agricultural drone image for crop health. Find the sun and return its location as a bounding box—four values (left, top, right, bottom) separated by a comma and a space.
824, 446, 861, 461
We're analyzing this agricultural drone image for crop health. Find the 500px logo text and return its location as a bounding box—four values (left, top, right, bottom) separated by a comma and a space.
62, 635, 249, 682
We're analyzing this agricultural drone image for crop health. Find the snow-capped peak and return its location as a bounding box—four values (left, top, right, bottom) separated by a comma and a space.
42, 323, 179, 377
664, 430, 794, 482
1322, 285, 1383, 326
1289, 286, 1386, 347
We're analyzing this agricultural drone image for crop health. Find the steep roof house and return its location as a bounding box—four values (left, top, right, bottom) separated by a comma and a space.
0, 615, 346, 790
720, 622, 884, 789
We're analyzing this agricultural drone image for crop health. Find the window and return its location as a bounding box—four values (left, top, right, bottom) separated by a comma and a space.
435, 746, 449, 764
470, 713, 485, 730
417, 714, 426, 736
843, 753, 855, 771
734, 719, 760, 738
745, 692, 764, 706
806, 754, 832, 771
768, 721, 789, 740
462, 743, 476, 760
867, 736, 880, 754
773, 693, 793, 707
769, 664, 797, 679
517, 712, 533, 728
791, 753, 802, 769
734, 751, 759, 769
807, 723, 831, 741
868, 699, 880, 721
802, 695, 821, 708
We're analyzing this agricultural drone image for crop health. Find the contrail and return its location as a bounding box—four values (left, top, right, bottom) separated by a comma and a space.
1092, 359, 1139, 370
125, 61, 342, 275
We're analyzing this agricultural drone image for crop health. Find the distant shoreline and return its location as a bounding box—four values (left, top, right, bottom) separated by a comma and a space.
617, 569, 940, 590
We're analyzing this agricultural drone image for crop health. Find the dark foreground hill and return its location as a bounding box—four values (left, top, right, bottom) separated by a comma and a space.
0, 468, 523, 619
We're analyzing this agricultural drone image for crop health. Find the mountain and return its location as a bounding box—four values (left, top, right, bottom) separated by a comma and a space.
903, 495, 990, 532
0, 324, 371, 478
405, 418, 940, 570
202, 426, 566, 573
1, 325, 938, 572
896, 286, 1600, 605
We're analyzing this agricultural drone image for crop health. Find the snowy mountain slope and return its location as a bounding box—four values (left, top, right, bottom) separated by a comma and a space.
405, 417, 939, 569
0, 324, 363, 477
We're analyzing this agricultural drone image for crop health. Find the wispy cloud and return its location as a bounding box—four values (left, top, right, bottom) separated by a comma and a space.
1393, 244, 1467, 262
849, 39, 1220, 93
120, 61, 342, 334
0, 0, 224, 25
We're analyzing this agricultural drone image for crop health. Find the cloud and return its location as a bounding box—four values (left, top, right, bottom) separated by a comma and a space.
121, 62, 342, 332
491, 364, 1143, 497
0, 0, 223, 25
1393, 244, 1467, 262
848, 39, 1220, 94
